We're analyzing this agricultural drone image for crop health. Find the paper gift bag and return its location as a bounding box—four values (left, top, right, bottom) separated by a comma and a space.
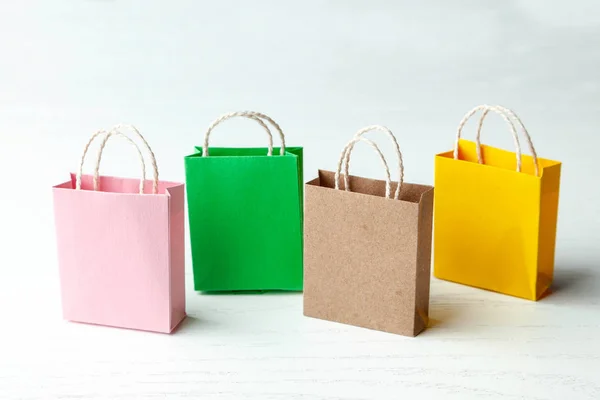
434, 105, 562, 301
304, 126, 434, 337
53, 125, 186, 333
185, 111, 303, 292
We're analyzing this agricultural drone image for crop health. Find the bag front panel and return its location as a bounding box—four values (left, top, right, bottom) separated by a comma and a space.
185, 150, 303, 291
53, 185, 173, 332
433, 141, 550, 300
304, 176, 423, 336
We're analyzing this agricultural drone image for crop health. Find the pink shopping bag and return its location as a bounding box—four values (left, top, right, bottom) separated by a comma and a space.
52, 125, 186, 333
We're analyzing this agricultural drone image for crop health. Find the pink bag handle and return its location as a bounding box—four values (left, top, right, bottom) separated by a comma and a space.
76, 130, 148, 194
334, 136, 393, 199
93, 125, 159, 194
202, 111, 286, 157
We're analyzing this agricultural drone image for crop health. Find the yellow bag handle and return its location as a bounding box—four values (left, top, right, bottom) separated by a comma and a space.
455, 105, 540, 177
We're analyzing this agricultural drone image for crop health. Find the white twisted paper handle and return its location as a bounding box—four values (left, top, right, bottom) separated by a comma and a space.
93, 124, 160, 194
335, 137, 393, 199
455, 104, 540, 176
109, 124, 160, 193
476, 105, 540, 177
346, 125, 404, 199
202, 111, 286, 157
76, 130, 148, 194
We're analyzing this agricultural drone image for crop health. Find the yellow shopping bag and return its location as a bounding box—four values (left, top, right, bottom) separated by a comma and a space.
433, 105, 562, 301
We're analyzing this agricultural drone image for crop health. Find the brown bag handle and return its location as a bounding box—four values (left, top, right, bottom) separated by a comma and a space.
334, 136, 393, 199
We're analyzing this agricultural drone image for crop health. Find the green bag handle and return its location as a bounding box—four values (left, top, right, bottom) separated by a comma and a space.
334, 136, 393, 200
202, 111, 286, 157
455, 105, 540, 177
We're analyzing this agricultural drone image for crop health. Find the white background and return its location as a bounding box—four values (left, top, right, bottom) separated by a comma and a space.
1, 1, 599, 399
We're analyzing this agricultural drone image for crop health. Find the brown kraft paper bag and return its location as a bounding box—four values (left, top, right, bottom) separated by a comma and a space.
303, 125, 434, 337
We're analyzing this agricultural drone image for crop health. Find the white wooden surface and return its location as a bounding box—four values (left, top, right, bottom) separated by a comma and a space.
2, 268, 599, 400
2, 1, 600, 398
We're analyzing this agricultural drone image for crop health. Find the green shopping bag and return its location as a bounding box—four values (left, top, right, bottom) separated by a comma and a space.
184, 111, 303, 292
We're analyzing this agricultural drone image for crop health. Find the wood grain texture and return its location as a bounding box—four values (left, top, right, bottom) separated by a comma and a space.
2, 268, 599, 400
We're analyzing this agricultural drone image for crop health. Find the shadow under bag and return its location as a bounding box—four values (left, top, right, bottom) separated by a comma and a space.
434, 105, 562, 301
303, 125, 434, 337
184, 111, 303, 292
